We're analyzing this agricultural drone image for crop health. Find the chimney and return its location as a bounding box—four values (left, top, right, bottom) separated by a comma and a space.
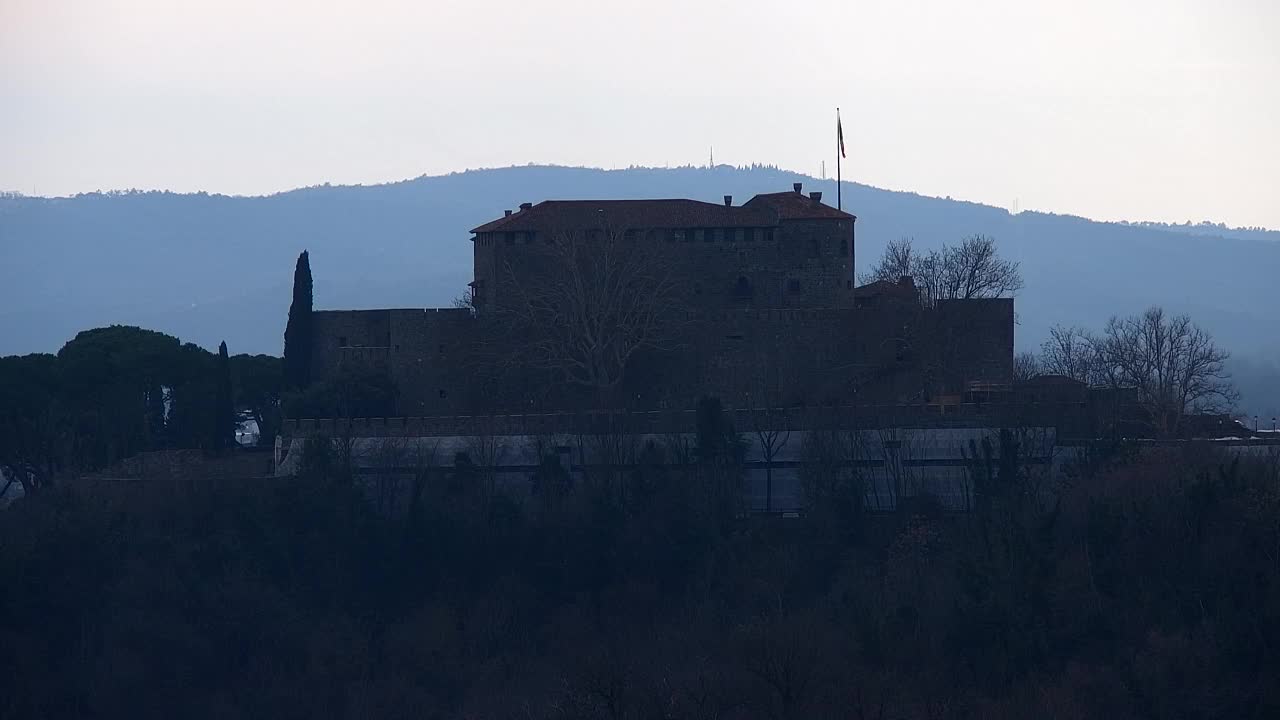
723, 195, 732, 207
519, 202, 533, 211
504, 209, 512, 217
810, 191, 823, 205
793, 182, 803, 194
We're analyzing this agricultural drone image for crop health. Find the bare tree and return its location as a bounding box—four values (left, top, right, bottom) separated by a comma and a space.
574, 412, 642, 508
747, 404, 792, 515
861, 236, 1022, 306
451, 285, 477, 315
869, 428, 919, 512
464, 418, 507, 506
1039, 325, 1098, 383
747, 372, 793, 514
1013, 352, 1042, 383
935, 235, 1024, 301
491, 226, 682, 392
861, 237, 916, 286
1093, 307, 1238, 437
406, 438, 441, 526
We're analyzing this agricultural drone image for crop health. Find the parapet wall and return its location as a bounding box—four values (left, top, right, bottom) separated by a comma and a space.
280, 401, 1098, 440
309, 295, 1015, 414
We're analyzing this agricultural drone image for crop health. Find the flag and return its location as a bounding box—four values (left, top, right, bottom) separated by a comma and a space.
837, 109, 846, 159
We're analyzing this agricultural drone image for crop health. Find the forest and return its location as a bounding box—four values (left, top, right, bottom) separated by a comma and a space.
2, 417, 1278, 718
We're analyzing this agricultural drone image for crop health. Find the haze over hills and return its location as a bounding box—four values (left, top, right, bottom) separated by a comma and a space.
1, 164, 1276, 416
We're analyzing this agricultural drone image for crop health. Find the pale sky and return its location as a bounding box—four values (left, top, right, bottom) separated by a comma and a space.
2, 0, 1278, 228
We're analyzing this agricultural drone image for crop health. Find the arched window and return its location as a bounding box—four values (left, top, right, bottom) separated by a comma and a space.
733, 276, 753, 299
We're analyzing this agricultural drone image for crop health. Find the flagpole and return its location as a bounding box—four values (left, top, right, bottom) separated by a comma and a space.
836, 107, 842, 211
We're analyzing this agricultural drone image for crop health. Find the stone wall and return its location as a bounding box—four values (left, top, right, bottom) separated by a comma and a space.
472, 217, 854, 314
281, 401, 1096, 440
935, 298, 1016, 388
311, 308, 480, 415
309, 294, 1014, 415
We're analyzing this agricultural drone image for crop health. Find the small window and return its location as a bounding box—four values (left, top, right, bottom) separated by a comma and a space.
735, 228, 745, 241
839, 239, 849, 256
438, 344, 446, 354
733, 276, 752, 298
671, 229, 685, 242
338, 336, 348, 347
694, 282, 703, 295
750, 228, 761, 241
788, 279, 802, 294
504, 232, 515, 245
624, 229, 638, 242
765, 229, 775, 242
438, 389, 447, 399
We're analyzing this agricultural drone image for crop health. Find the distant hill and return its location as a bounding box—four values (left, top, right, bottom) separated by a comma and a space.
2, 164, 1276, 416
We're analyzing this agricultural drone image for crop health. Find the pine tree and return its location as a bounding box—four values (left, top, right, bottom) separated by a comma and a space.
283, 250, 313, 391
214, 341, 235, 451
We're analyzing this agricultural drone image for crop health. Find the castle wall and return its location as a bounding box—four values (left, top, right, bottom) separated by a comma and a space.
471, 217, 854, 314
772, 218, 855, 308
310, 294, 1013, 416
310, 192, 1007, 418
311, 308, 479, 415
935, 298, 1015, 388
310, 310, 393, 379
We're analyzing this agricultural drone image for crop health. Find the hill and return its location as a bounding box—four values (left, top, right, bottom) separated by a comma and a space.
2, 164, 1276, 416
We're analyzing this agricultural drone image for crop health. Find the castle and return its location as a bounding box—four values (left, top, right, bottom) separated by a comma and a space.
308, 183, 1014, 416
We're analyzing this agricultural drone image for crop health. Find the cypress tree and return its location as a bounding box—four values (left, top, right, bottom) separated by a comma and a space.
283, 250, 313, 390
145, 384, 166, 449
214, 341, 235, 451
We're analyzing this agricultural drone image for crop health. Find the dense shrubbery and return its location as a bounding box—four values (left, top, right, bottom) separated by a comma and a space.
3, 431, 1278, 719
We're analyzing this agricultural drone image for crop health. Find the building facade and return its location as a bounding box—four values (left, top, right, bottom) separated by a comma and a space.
308, 183, 1014, 416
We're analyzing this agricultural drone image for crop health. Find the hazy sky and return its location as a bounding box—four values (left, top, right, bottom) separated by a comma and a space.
2, 0, 1277, 228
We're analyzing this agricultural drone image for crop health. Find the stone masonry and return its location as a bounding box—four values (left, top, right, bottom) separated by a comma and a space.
308, 183, 1014, 416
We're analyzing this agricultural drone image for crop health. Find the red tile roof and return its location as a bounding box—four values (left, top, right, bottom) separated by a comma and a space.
472, 199, 778, 234
470, 190, 852, 235
743, 191, 856, 220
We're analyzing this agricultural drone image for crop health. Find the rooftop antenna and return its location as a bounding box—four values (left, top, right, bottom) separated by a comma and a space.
709, 146, 714, 168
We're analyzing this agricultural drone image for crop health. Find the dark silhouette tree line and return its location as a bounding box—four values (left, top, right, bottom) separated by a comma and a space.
0, 327, 275, 493
3, 406, 1277, 718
